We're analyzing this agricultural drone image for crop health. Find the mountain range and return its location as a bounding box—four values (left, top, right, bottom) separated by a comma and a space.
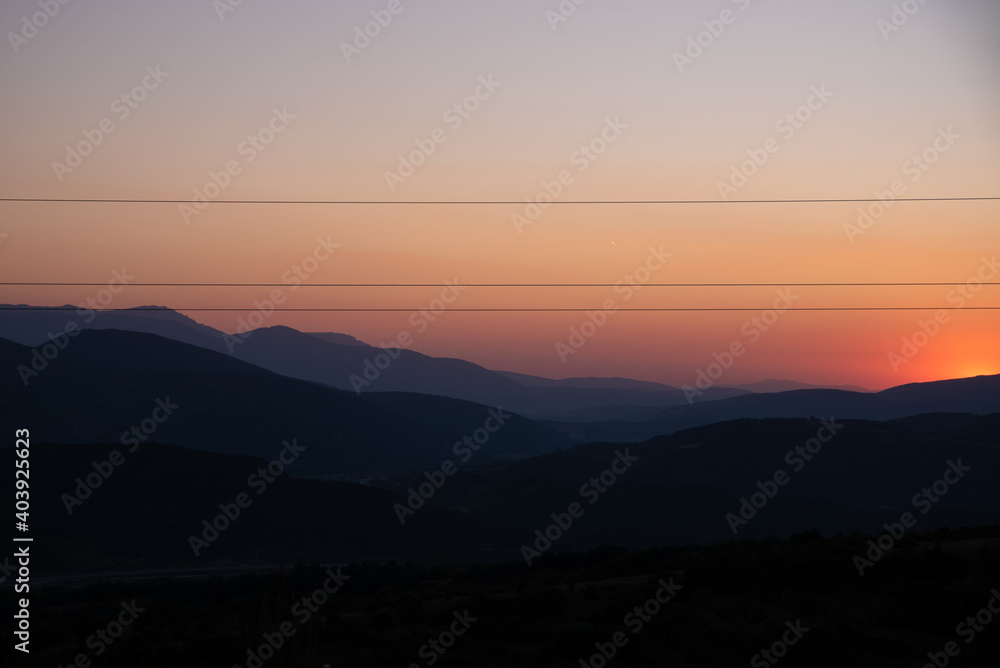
0, 305, 850, 419
2, 304, 997, 447
0, 330, 566, 477
2, 305, 999, 572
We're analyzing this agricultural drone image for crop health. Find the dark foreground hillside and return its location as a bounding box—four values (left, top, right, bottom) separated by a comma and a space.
17, 443, 523, 572
6, 527, 999, 667
0, 331, 570, 477
16, 412, 1000, 571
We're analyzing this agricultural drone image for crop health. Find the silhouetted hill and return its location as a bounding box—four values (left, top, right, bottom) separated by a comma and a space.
0, 306, 753, 418
228, 325, 740, 417
426, 413, 1000, 547
306, 331, 369, 346
20, 443, 523, 572
496, 372, 870, 395
723, 378, 872, 393
16, 414, 1000, 574
0, 304, 222, 350
496, 370, 744, 395
4, 307, 994, 431
551, 374, 1000, 441
658, 375, 1000, 423
0, 330, 568, 475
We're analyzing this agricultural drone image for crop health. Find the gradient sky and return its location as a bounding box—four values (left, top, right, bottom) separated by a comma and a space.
1, 0, 998, 389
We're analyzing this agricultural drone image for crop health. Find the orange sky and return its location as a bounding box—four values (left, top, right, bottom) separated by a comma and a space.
1, 0, 998, 390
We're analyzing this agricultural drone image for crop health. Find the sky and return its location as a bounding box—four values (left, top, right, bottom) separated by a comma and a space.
1, 0, 998, 390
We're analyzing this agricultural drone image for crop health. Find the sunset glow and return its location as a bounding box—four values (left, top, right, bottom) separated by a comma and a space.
1, 0, 998, 390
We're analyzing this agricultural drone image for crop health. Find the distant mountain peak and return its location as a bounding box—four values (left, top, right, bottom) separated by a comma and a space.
720, 379, 872, 394
306, 331, 371, 347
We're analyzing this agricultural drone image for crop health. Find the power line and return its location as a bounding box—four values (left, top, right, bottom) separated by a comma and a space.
1, 197, 999, 205
2, 282, 999, 288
